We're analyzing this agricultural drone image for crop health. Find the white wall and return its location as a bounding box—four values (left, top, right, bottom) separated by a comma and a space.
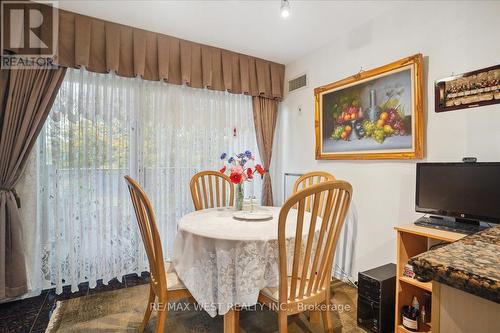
273, 1, 500, 280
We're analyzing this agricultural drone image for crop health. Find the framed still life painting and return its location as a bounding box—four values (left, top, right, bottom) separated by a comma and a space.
314, 54, 424, 160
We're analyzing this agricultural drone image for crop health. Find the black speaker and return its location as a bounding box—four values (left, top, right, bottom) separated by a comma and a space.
357, 263, 396, 333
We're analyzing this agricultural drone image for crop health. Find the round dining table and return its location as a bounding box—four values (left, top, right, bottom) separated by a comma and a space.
171, 206, 321, 332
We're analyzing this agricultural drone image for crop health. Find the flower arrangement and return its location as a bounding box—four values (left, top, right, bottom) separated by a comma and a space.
219, 151, 265, 183
219, 150, 265, 210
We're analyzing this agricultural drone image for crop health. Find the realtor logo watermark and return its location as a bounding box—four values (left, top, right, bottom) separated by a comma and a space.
151, 301, 352, 313
1, 1, 58, 69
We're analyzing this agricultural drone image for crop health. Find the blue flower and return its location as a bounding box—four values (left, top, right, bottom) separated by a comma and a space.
237, 153, 245, 158
220, 152, 227, 160
228, 157, 235, 163
245, 150, 252, 158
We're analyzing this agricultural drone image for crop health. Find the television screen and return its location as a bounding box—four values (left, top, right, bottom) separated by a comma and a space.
416, 163, 500, 223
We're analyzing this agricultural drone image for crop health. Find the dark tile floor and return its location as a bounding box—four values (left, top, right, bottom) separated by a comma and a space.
0, 272, 151, 333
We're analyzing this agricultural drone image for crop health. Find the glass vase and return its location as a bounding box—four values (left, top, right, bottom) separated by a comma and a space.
235, 182, 244, 211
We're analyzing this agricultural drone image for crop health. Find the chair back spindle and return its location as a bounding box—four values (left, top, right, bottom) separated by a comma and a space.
293, 171, 335, 216
190, 171, 234, 210
278, 180, 352, 304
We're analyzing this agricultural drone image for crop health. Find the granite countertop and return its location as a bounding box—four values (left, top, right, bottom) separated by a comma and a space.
410, 225, 500, 304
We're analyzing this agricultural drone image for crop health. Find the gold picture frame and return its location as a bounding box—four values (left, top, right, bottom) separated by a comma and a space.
314, 54, 424, 160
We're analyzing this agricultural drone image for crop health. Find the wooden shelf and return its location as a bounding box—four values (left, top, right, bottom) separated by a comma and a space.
397, 324, 431, 333
399, 276, 432, 292
394, 224, 464, 242
394, 224, 466, 333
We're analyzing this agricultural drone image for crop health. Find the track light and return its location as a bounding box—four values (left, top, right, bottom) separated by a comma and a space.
281, 0, 290, 18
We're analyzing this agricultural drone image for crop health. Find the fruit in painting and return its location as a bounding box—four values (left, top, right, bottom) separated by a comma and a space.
362, 120, 376, 137
330, 89, 407, 144
331, 123, 353, 142
382, 108, 406, 136
335, 103, 364, 125
383, 124, 394, 135
373, 128, 385, 143
331, 125, 346, 140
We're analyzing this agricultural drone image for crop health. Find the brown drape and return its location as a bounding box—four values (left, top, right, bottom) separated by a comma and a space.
0, 66, 66, 299
252, 97, 278, 206
51, 9, 285, 99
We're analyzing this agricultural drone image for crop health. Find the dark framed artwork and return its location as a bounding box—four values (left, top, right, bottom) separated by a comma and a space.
435, 64, 500, 113
314, 54, 424, 160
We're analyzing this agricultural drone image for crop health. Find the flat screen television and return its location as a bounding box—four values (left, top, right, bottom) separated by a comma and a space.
416, 162, 500, 224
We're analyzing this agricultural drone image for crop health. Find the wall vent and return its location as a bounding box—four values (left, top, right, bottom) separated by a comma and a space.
288, 74, 307, 92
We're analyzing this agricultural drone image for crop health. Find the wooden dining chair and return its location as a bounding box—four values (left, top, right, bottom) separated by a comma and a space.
125, 176, 192, 333
190, 170, 234, 210
293, 171, 335, 217
258, 180, 352, 333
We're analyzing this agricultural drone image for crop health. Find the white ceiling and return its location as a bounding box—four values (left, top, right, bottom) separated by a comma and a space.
54, 1, 432, 65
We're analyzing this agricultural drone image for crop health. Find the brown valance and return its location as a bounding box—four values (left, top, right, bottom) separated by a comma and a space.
53, 9, 284, 99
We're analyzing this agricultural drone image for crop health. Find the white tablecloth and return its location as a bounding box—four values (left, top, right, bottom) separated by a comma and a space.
171, 206, 320, 317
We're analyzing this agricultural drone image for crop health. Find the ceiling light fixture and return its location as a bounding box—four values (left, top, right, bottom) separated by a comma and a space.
281, 0, 290, 18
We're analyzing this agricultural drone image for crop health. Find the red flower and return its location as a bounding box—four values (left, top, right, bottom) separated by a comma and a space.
246, 168, 253, 179
219, 166, 227, 174
229, 172, 242, 184
255, 164, 265, 175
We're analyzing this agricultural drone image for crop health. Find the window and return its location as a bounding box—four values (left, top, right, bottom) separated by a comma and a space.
33, 68, 259, 293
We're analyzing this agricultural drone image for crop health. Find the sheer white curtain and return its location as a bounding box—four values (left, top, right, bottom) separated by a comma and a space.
30, 68, 259, 294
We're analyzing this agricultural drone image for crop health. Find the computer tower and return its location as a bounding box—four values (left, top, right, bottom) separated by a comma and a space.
357, 263, 396, 333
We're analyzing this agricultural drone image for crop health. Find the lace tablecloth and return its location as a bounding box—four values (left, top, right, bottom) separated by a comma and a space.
171, 206, 320, 317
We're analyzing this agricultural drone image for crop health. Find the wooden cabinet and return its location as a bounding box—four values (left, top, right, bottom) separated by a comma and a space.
394, 225, 464, 333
